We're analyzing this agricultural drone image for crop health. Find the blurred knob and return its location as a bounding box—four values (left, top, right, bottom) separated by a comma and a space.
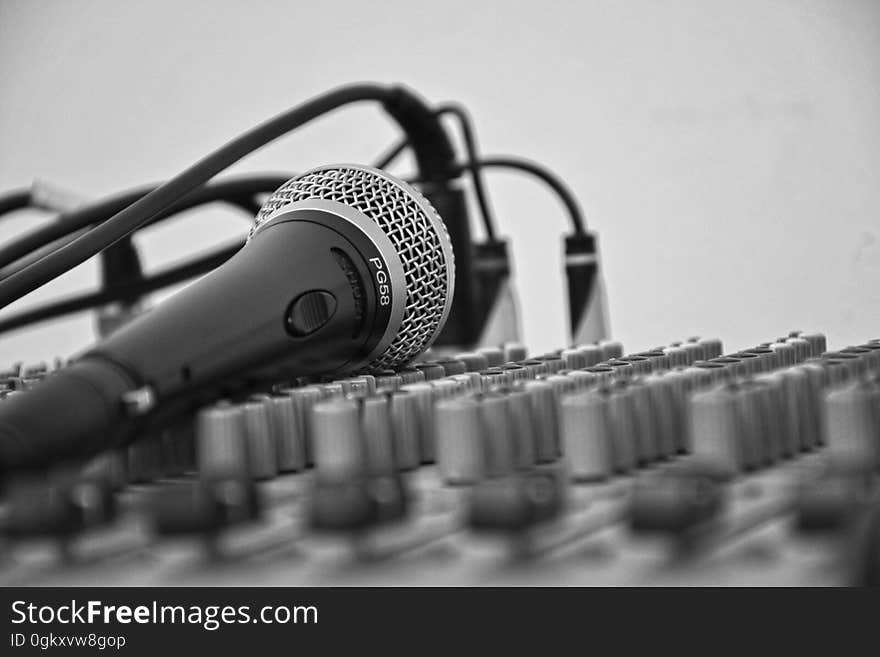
577, 344, 603, 367
415, 362, 445, 381
388, 390, 423, 470
435, 396, 485, 484
521, 380, 561, 463
435, 358, 467, 376
478, 346, 505, 367
455, 352, 490, 372
630, 469, 724, 534
560, 390, 613, 481
503, 342, 529, 362
265, 394, 306, 473
241, 397, 279, 480
468, 470, 565, 532
599, 340, 624, 361
400, 382, 437, 463
312, 399, 365, 479
823, 380, 880, 471
360, 395, 396, 475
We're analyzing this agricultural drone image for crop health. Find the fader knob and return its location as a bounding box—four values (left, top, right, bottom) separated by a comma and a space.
388, 390, 423, 469
360, 395, 396, 475
311, 399, 366, 478
797, 332, 827, 357
286, 385, 324, 466
152, 476, 260, 536
415, 362, 446, 381
629, 467, 724, 535
823, 380, 880, 471
560, 391, 613, 481
503, 342, 529, 362
309, 473, 409, 532
560, 348, 588, 370
663, 346, 690, 368
265, 394, 306, 473
688, 385, 747, 478
577, 344, 603, 367
599, 340, 624, 360
435, 396, 485, 484
435, 358, 467, 376
479, 392, 517, 477
499, 386, 537, 469
398, 368, 426, 385
400, 382, 437, 463
769, 342, 797, 367
785, 336, 812, 363
478, 346, 505, 367
467, 470, 565, 532
698, 338, 724, 360
196, 404, 248, 480
521, 380, 561, 462
455, 352, 490, 372
241, 397, 279, 480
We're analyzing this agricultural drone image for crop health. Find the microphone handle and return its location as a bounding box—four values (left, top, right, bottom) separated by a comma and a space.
0, 218, 389, 473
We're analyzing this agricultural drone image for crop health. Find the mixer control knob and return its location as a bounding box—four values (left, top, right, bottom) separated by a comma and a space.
435, 358, 467, 376
455, 352, 490, 372
503, 342, 529, 362
599, 340, 624, 360
467, 470, 565, 532
388, 390, 423, 470
241, 397, 279, 480
311, 399, 365, 479
823, 380, 880, 471
435, 396, 485, 484
629, 468, 724, 535
478, 346, 505, 367
560, 390, 613, 481
152, 477, 260, 536
415, 362, 445, 381
309, 474, 409, 532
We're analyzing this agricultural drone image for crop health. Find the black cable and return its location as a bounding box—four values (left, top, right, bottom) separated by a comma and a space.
0, 229, 91, 280
0, 83, 451, 309
0, 189, 31, 218
434, 104, 497, 242
0, 241, 244, 335
0, 154, 586, 334
450, 156, 587, 235
0, 188, 266, 330
0, 175, 290, 275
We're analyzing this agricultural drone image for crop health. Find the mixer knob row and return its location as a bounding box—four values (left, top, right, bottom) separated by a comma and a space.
560, 371, 697, 481
434, 378, 567, 484
685, 339, 860, 478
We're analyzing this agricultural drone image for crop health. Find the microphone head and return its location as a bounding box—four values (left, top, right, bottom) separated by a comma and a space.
251, 164, 455, 372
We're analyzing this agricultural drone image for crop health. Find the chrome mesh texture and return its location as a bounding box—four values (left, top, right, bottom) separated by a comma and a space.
251, 165, 454, 371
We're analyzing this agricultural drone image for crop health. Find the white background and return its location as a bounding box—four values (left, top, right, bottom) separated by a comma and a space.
1, 0, 878, 365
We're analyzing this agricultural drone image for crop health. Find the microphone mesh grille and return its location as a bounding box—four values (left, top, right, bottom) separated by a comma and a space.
254, 165, 454, 371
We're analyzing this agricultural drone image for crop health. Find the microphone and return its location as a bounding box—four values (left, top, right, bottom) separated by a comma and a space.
0, 164, 456, 473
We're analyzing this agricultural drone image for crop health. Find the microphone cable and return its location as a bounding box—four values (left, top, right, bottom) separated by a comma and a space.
0, 83, 455, 309
0, 175, 292, 276
0, 155, 585, 336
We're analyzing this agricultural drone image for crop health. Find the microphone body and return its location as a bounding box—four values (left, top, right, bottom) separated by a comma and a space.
0, 165, 455, 473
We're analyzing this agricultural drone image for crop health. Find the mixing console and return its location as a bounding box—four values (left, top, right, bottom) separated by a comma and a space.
1, 331, 878, 586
